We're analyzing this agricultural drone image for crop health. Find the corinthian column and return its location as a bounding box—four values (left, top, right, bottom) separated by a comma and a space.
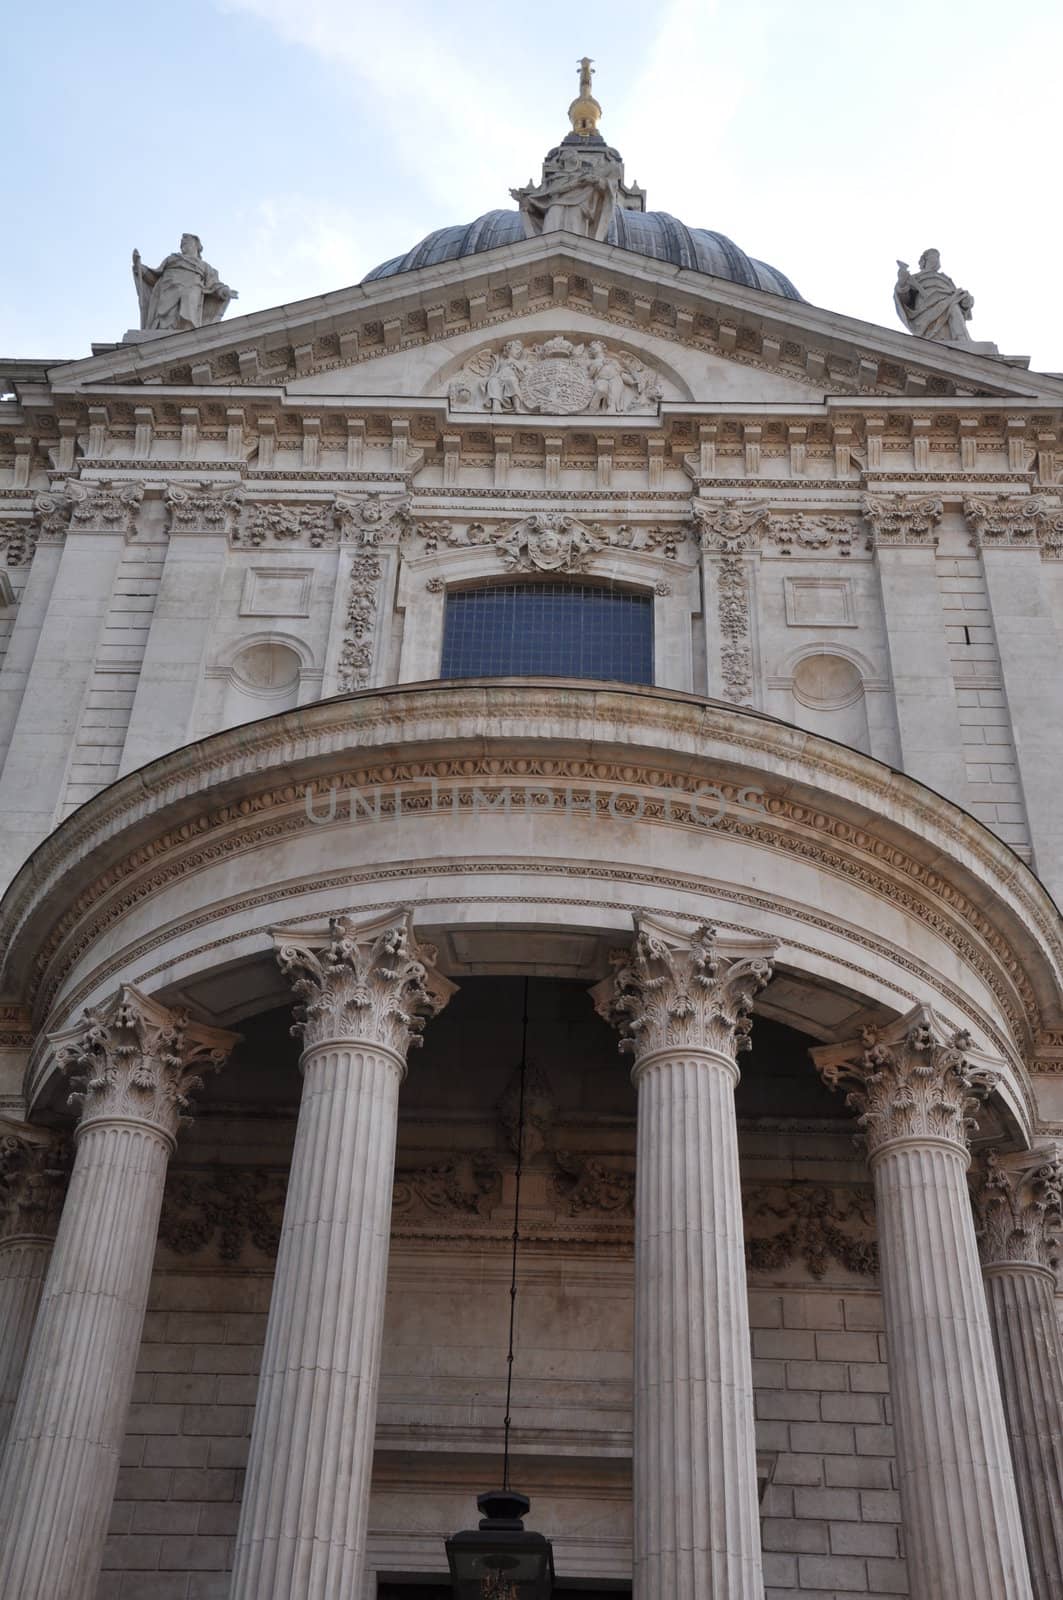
972, 1147, 1063, 1599
0, 989, 236, 1600
230, 909, 456, 1600
0, 1124, 69, 1450
814, 1008, 1033, 1600
592, 916, 775, 1600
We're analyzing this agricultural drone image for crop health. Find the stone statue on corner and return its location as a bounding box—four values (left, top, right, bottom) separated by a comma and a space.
132, 234, 238, 333
893, 249, 996, 352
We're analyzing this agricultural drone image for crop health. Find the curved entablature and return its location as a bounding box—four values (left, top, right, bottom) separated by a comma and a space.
1, 683, 1059, 1137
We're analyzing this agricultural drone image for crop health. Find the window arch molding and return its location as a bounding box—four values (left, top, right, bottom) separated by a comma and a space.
396, 543, 698, 694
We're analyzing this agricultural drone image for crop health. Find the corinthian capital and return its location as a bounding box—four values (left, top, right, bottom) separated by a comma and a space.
813, 1004, 999, 1160
50, 987, 238, 1144
863, 492, 942, 546
274, 909, 457, 1060
0, 1122, 71, 1242
971, 1146, 1063, 1271
591, 915, 775, 1074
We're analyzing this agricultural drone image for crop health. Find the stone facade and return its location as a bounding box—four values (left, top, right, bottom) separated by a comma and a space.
0, 81, 1062, 1600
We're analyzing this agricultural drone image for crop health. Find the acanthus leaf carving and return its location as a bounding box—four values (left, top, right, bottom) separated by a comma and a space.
591, 915, 775, 1072
691, 498, 770, 554
448, 336, 663, 416
862, 492, 943, 547
0, 1121, 71, 1241
66, 478, 144, 538
814, 1004, 999, 1158
971, 1146, 1063, 1271
963, 493, 1050, 550
498, 512, 602, 573
165, 480, 242, 535
274, 908, 456, 1059
33, 489, 74, 542
51, 986, 238, 1142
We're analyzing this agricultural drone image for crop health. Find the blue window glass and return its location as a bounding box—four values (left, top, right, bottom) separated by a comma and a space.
439, 582, 654, 685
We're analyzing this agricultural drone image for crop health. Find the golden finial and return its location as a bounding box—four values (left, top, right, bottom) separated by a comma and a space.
568, 56, 602, 136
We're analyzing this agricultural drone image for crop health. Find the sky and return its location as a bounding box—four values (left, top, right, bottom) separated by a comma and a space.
4, 0, 1063, 370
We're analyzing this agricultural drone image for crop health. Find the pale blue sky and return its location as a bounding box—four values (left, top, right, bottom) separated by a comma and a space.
5, 0, 1063, 368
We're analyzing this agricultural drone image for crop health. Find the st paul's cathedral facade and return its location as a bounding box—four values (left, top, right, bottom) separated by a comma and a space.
0, 61, 1062, 1600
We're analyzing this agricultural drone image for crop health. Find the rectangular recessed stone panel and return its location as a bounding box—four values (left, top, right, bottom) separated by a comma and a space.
240, 567, 312, 618
784, 577, 855, 628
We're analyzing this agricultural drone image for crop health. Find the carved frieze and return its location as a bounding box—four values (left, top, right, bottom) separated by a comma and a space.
236, 501, 336, 548
862, 492, 943, 546
766, 514, 856, 557
274, 909, 456, 1059
412, 515, 686, 571
51, 986, 237, 1141
553, 1150, 635, 1216
448, 336, 663, 415
971, 1147, 1063, 1271
744, 1182, 878, 1278
393, 1153, 501, 1218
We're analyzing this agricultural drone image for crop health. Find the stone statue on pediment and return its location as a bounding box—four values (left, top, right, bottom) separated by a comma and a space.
894, 249, 994, 350
132, 234, 238, 333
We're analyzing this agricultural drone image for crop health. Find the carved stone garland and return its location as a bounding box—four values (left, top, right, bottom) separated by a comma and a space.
691, 499, 770, 707
334, 494, 410, 693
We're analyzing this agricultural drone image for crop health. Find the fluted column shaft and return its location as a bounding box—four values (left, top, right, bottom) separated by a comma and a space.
0, 989, 235, 1600
230, 909, 455, 1600
0, 1122, 172, 1597
974, 1148, 1063, 1599
230, 1041, 402, 1597
634, 1048, 761, 1600
0, 1237, 53, 1450
872, 1139, 1031, 1600
0, 1123, 68, 1453
594, 915, 775, 1600
984, 1265, 1063, 1597
816, 1007, 1033, 1600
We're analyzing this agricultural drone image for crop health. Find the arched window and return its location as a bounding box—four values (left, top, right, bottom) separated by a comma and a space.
440, 581, 653, 685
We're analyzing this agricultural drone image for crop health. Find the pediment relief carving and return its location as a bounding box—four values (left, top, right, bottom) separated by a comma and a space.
445, 334, 668, 415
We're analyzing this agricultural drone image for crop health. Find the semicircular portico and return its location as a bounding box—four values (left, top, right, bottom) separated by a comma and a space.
1, 681, 1058, 1143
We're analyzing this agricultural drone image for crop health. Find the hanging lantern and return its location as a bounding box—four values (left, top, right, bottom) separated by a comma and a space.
446, 1489, 554, 1600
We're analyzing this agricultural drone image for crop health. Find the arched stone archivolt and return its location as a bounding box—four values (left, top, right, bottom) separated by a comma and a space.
1, 684, 1057, 1144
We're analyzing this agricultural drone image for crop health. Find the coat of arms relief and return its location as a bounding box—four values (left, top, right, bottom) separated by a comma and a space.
448, 336, 663, 415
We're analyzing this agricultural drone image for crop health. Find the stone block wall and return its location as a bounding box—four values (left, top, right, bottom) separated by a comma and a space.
751, 1288, 906, 1599
95, 1268, 906, 1598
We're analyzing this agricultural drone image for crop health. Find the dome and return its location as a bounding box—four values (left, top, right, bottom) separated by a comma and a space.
363, 205, 803, 301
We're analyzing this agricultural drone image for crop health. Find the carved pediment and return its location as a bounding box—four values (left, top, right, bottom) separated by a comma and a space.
33, 236, 1063, 407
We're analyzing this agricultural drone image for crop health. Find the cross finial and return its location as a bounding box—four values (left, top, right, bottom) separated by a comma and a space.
568, 56, 602, 136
